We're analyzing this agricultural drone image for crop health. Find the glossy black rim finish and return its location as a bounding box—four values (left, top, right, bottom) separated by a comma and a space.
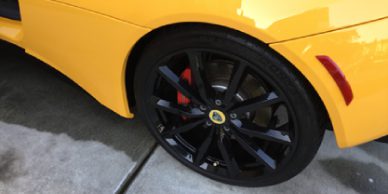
144, 49, 298, 181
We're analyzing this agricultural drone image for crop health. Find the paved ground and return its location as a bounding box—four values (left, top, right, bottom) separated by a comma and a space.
1, 41, 387, 194
128, 134, 388, 194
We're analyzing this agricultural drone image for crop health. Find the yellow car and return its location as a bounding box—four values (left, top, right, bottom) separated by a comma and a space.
1, 0, 388, 186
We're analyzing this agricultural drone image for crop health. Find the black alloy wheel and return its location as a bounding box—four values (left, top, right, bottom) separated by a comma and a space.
135, 25, 324, 186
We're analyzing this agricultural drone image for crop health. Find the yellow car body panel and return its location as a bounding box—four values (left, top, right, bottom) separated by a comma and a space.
0, 17, 23, 47
0, 0, 388, 148
17, 0, 152, 118
271, 18, 388, 147
52, 0, 388, 43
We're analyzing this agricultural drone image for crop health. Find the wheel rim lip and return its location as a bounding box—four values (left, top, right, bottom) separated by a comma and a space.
142, 47, 301, 181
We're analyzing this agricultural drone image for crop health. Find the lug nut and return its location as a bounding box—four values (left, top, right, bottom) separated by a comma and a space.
206, 121, 213, 126
215, 99, 222, 106
223, 126, 230, 132
230, 113, 237, 119
199, 105, 207, 111
157, 124, 165, 133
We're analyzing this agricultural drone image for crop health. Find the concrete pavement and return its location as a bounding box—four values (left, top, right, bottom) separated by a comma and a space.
127, 133, 388, 194
0, 121, 138, 194
1, 40, 388, 194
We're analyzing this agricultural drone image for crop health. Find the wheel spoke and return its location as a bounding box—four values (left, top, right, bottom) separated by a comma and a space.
223, 62, 247, 105
158, 66, 203, 105
268, 104, 281, 128
217, 133, 240, 177
186, 50, 213, 105
162, 118, 207, 138
194, 126, 216, 165
231, 119, 291, 145
232, 131, 277, 170
152, 97, 205, 118
229, 92, 281, 115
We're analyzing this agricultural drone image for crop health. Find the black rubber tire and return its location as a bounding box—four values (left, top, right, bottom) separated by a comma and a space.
134, 25, 324, 186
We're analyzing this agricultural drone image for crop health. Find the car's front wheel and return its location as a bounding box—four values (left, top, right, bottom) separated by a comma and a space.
134, 25, 324, 186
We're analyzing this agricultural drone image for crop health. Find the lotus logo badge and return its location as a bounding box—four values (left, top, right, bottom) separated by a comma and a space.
209, 110, 226, 124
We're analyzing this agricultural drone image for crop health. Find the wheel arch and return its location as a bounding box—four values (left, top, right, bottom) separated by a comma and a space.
125, 22, 331, 132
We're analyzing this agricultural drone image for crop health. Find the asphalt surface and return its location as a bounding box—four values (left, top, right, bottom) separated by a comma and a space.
1, 40, 387, 194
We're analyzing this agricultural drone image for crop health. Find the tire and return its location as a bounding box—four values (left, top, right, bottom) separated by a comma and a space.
134, 25, 324, 186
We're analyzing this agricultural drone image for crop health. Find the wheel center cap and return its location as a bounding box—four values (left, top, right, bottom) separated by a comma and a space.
209, 110, 226, 124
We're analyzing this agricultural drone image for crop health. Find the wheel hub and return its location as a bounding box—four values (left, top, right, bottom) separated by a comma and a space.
209, 110, 226, 124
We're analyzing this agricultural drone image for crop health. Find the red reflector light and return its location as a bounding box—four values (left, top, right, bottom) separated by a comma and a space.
316, 55, 353, 105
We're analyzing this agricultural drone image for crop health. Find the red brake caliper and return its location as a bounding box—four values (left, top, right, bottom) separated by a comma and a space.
177, 67, 192, 105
